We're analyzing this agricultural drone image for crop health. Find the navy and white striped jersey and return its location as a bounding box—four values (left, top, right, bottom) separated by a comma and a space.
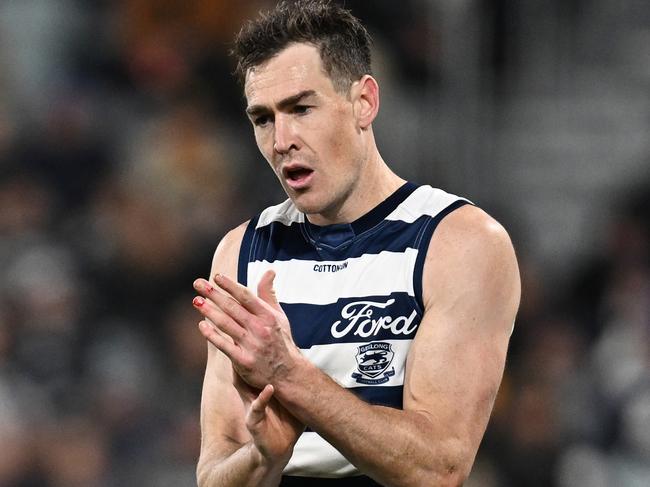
237, 182, 470, 478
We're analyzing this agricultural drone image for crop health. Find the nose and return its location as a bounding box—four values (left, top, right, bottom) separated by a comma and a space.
273, 115, 298, 154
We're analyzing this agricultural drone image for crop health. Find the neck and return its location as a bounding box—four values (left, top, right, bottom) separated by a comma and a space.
306, 149, 406, 226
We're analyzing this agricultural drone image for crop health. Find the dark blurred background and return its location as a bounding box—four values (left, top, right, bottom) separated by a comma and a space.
0, 0, 648, 486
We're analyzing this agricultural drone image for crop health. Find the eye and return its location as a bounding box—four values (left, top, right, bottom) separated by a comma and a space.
293, 105, 311, 115
253, 114, 272, 127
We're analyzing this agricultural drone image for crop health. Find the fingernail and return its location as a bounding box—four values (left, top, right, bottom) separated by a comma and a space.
194, 279, 214, 292
193, 296, 205, 307
213, 273, 222, 282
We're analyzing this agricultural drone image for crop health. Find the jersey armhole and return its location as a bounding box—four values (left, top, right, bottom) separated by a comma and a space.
237, 215, 260, 286
413, 200, 471, 311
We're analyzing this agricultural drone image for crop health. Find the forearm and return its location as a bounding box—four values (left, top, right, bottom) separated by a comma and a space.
197, 443, 287, 487
274, 360, 469, 487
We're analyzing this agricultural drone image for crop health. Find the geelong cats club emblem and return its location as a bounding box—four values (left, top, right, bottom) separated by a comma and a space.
352, 342, 395, 385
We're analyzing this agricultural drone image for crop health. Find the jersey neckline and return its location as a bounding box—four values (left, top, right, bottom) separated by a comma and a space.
303, 181, 419, 249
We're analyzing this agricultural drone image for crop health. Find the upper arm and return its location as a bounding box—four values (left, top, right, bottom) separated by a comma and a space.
403, 205, 520, 467
199, 221, 251, 463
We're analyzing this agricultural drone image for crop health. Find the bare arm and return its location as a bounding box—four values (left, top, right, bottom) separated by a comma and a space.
195, 205, 520, 486
196, 223, 303, 487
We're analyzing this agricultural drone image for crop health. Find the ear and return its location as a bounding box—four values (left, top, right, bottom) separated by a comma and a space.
351, 75, 379, 130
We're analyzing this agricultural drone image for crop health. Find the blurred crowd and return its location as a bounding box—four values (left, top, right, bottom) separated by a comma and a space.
0, 1, 648, 486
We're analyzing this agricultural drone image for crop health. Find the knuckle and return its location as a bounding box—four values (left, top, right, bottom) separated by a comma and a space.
258, 326, 272, 340
239, 356, 254, 370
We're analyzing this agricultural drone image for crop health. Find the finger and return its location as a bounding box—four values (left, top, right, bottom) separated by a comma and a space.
246, 384, 275, 427
257, 270, 282, 311
198, 320, 241, 362
194, 278, 259, 326
193, 296, 247, 342
213, 274, 271, 316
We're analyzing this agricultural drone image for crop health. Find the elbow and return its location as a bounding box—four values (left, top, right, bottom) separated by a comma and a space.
402, 442, 473, 487
433, 452, 473, 487
196, 455, 213, 487
406, 466, 469, 487
437, 455, 472, 487
419, 465, 470, 487
196, 464, 207, 487
438, 469, 470, 487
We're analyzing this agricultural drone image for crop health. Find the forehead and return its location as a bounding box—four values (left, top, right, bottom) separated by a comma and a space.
244, 43, 336, 106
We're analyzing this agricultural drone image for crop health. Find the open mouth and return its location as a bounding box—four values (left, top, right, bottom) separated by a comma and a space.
286, 167, 313, 181
283, 165, 314, 189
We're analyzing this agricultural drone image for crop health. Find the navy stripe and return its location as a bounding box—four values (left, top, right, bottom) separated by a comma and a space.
237, 215, 259, 286
252, 220, 314, 261
351, 385, 403, 409
282, 292, 421, 348
252, 217, 434, 263
281, 475, 383, 486
349, 181, 418, 234
302, 182, 419, 245
413, 200, 470, 311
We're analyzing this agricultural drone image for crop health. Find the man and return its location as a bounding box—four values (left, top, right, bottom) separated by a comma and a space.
192, 1, 520, 486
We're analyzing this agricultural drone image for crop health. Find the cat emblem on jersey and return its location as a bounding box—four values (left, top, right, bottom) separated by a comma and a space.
352, 342, 396, 385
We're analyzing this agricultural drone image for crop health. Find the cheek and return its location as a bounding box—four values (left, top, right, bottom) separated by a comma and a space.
326, 122, 358, 162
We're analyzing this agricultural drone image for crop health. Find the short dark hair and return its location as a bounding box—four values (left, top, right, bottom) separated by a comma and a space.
232, 0, 372, 92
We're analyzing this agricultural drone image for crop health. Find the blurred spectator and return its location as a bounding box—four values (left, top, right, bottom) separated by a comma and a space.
37, 416, 111, 487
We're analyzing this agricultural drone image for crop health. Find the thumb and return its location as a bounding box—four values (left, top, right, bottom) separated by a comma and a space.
257, 269, 281, 311
246, 384, 274, 429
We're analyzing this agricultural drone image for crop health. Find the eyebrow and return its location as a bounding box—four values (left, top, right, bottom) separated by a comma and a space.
246, 89, 317, 117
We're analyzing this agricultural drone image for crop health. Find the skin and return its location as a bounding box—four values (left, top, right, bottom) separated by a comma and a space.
194, 43, 520, 487
243, 43, 404, 225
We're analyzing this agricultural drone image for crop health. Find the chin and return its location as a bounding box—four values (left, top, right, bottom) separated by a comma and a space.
289, 193, 329, 216
292, 199, 322, 215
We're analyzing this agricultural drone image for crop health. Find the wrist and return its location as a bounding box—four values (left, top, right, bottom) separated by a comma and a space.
273, 353, 318, 406
247, 441, 292, 475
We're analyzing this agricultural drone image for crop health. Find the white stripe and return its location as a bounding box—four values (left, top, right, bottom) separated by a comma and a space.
284, 432, 359, 477
300, 339, 410, 388
256, 199, 303, 228
386, 185, 470, 224
247, 249, 418, 305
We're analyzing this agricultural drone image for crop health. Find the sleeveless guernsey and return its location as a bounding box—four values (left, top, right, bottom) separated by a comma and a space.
237, 182, 470, 481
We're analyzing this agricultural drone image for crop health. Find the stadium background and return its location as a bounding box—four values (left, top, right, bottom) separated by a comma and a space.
0, 0, 648, 485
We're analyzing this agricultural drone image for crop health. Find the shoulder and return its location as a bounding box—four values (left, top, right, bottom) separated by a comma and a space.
426, 204, 513, 260
257, 198, 302, 228
209, 221, 250, 281
208, 198, 298, 280
422, 204, 520, 318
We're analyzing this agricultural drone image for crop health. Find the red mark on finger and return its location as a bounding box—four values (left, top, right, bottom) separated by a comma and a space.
193, 296, 205, 307
193, 279, 214, 292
